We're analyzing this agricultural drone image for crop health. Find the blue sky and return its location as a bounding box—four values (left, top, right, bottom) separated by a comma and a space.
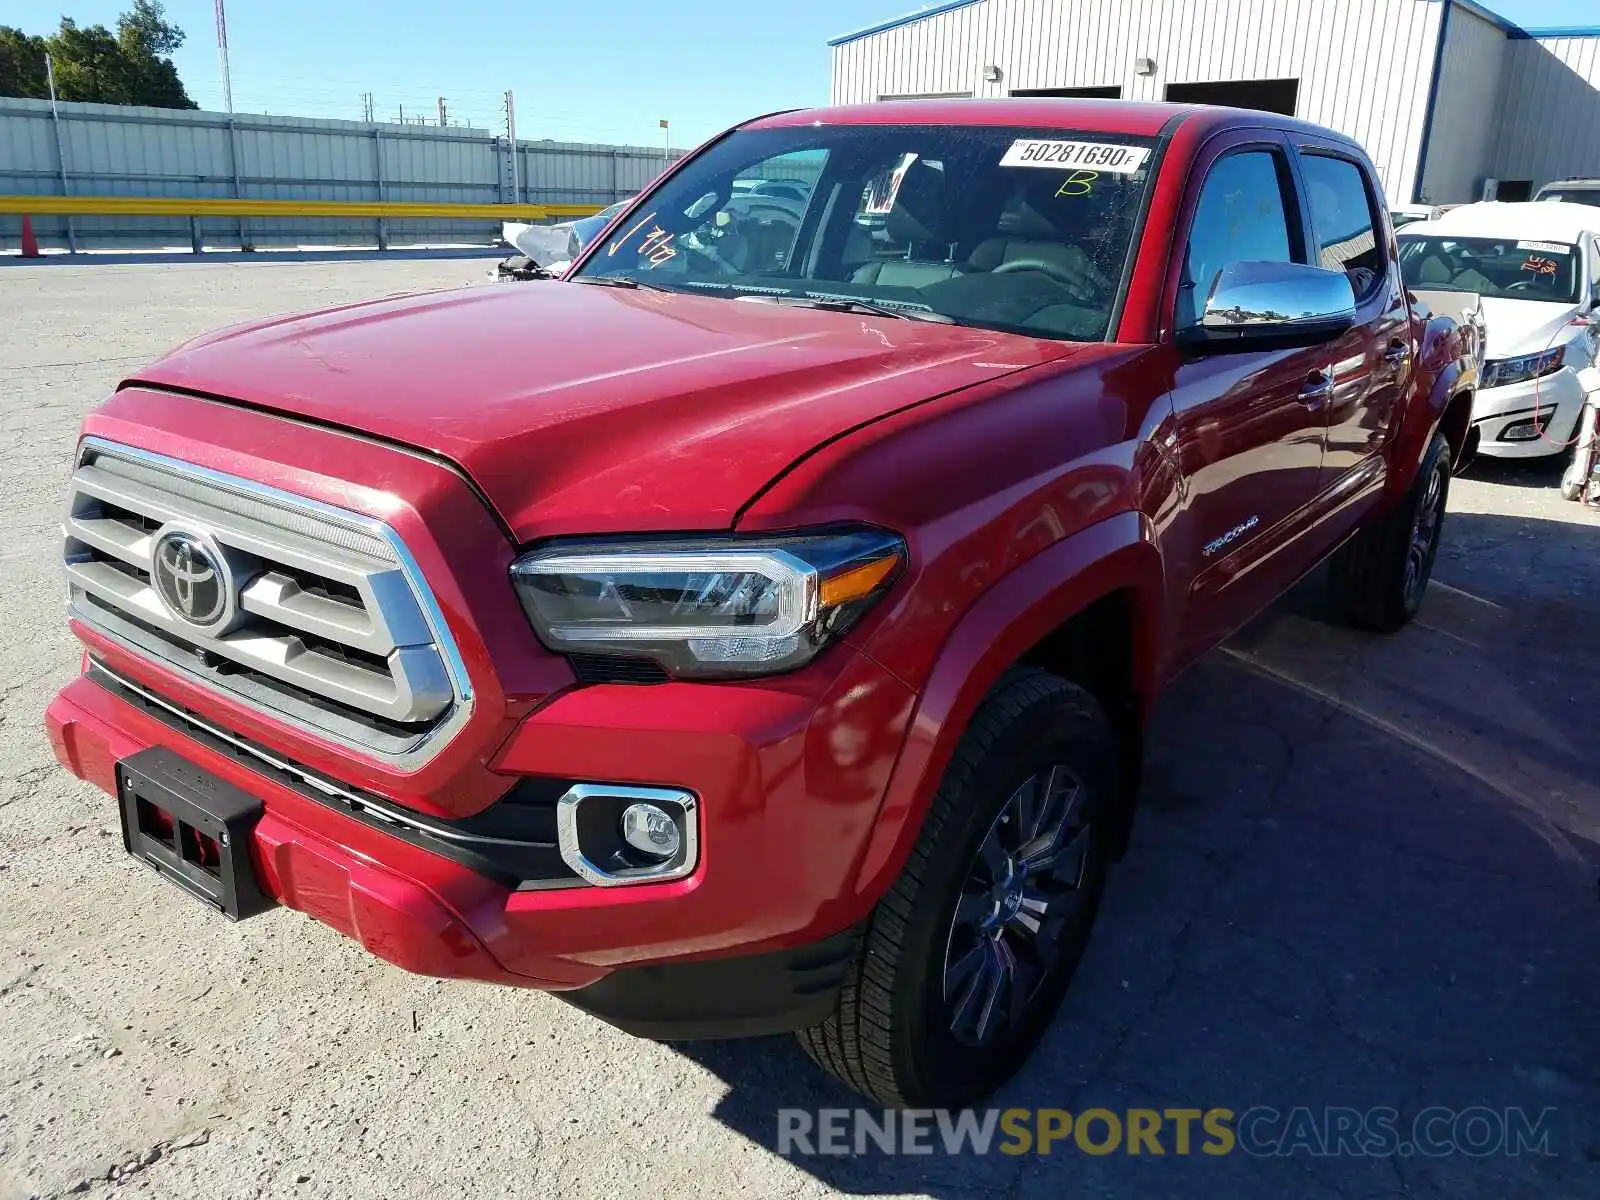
6, 1, 1591, 147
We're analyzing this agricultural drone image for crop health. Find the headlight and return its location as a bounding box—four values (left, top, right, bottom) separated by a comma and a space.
1482, 347, 1565, 389
510, 528, 906, 679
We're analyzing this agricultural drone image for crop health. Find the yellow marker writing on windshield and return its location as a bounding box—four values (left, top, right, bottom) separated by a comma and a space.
1055, 171, 1099, 198
608, 211, 659, 256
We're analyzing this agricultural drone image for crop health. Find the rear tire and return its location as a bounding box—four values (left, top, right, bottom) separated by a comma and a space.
797, 669, 1120, 1106
1328, 432, 1451, 633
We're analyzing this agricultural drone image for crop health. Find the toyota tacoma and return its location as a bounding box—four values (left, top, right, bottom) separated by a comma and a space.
47, 100, 1478, 1106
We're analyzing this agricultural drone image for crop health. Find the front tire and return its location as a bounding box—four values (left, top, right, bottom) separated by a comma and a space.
798, 669, 1120, 1106
1328, 433, 1451, 633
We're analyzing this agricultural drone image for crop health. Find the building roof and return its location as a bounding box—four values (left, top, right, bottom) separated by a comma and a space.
1403, 201, 1600, 242
829, 0, 1600, 48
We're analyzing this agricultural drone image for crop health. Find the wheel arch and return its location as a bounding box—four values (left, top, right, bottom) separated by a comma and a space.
1387, 352, 1474, 503
846, 510, 1166, 905
1438, 387, 1475, 470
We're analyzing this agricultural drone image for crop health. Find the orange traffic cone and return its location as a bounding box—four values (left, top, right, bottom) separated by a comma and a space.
20, 214, 41, 258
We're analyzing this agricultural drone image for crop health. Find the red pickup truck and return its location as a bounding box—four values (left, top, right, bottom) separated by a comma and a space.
47, 99, 1477, 1106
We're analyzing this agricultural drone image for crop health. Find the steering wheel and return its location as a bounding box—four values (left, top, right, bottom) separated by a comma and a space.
992, 257, 1102, 303
1504, 278, 1546, 294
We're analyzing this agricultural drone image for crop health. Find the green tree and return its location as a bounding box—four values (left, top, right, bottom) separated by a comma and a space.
0, 3, 195, 108
114, 1, 194, 108
0, 27, 49, 99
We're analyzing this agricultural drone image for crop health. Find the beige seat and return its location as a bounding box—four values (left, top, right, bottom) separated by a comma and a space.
1416, 256, 1454, 285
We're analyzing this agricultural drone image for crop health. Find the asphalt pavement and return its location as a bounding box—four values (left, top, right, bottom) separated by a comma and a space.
1, 254, 1596, 1199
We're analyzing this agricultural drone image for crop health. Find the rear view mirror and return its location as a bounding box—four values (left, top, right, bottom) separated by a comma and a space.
1179, 261, 1358, 352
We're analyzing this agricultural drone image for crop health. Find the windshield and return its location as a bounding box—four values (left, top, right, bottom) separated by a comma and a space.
568, 124, 1159, 340
1398, 235, 1581, 304
1537, 189, 1600, 208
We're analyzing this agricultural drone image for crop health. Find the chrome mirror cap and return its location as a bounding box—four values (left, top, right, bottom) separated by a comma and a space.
1200, 260, 1358, 332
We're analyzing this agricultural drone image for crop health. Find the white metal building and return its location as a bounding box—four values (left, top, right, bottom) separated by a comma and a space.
828, 0, 1600, 206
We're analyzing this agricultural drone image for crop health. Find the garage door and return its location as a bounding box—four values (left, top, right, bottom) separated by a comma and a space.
1165, 79, 1299, 115
1010, 86, 1123, 99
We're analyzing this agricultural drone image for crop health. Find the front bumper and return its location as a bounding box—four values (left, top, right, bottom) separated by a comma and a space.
46, 643, 915, 1031
1472, 367, 1586, 459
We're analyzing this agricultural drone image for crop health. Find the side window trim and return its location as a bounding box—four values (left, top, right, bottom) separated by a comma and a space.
1292, 145, 1389, 307
1171, 137, 1307, 332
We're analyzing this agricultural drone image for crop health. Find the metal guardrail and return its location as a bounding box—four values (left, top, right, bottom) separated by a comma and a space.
1, 194, 604, 254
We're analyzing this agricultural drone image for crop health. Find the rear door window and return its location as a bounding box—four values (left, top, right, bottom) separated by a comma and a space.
1299, 153, 1385, 301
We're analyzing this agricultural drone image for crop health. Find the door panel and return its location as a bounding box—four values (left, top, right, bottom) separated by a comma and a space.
1159, 134, 1332, 660
1294, 146, 1406, 492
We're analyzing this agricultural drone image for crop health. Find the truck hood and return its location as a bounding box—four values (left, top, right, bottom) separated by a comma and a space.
130, 282, 1096, 540
1477, 297, 1581, 359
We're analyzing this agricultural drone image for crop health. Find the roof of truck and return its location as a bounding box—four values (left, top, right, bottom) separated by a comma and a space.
745, 98, 1354, 145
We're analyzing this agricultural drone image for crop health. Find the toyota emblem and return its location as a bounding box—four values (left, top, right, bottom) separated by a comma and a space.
151, 530, 230, 628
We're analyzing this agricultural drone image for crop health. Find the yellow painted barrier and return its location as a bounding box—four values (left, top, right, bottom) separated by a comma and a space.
0, 195, 602, 221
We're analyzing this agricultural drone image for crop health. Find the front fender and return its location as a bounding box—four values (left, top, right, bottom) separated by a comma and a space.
846, 509, 1165, 905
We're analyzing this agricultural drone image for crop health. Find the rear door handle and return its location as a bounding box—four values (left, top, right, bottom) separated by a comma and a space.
1299, 369, 1334, 407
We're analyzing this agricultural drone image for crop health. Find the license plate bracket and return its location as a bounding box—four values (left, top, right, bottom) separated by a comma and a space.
115, 747, 275, 921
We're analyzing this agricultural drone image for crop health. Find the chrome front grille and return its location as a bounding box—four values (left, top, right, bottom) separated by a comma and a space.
63, 438, 471, 763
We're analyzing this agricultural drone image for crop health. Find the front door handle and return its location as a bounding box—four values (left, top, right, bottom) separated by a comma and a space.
1299, 369, 1334, 407
1384, 339, 1412, 369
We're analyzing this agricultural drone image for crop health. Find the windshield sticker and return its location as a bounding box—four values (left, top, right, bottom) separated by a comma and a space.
863, 153, 921, 216
1001, 139, 1151, 173
1054, 170, 1099, 198
1521, 255, 1559, 276
1516, 240, 1567, 254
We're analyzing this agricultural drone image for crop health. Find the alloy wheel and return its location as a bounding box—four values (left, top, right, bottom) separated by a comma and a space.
941, 764, 1095, 1048
1404, 460, 1446, 605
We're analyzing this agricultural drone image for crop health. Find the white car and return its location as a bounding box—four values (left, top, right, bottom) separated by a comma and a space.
1534, 179, 1600, 208
501, 199, 633, 268
1390, 203, 1445, 230
1399, 202, 1600, 459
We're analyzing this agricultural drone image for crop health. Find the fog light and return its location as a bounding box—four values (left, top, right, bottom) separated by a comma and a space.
621, 802, 681, 859
1500, 417, 1544, 442
555, 783, 697, 886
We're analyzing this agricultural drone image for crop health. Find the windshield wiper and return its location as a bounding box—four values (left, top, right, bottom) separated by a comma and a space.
756, 294, 955, 323
572, 274, 676, 293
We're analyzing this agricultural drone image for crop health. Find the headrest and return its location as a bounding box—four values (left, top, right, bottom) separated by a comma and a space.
1004, 175, 1076, 241
885, 160, 950, 246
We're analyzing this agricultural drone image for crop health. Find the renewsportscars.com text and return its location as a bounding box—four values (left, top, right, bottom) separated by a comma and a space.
777, 1107, 1557, 1158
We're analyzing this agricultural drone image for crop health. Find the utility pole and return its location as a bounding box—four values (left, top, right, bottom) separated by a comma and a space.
45, 52, 76, 253
361, 92, 373, 122
505, 90, 519, 203
437, 97, 448, 127
660, 118, 670, 163
214, 0, 234, 113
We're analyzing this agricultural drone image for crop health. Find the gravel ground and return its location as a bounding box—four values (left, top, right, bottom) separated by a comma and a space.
1, 253, 1597, 1200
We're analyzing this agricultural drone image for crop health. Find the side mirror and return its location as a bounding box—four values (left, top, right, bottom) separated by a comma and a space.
1177, 261, 1358, 353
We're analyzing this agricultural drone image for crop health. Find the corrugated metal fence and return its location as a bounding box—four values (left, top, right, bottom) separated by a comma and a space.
0, 96, 681, 250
